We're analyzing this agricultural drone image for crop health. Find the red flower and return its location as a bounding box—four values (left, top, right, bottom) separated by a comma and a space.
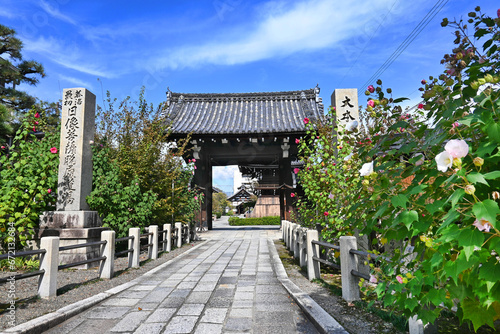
34, 112, 40, 118
32, 126, 36, 132
324, 211, 329, 216
50, 147, 58, 154
418, 103, 424, 109
295, 138, 300, 144
294, 168, 300, 174
303, 117, 310, 124
34, 121, 39, 125
421, 79, 427, 85
47, 189, 52, 194
367, 85, 375, 93
291, 193, 295, 198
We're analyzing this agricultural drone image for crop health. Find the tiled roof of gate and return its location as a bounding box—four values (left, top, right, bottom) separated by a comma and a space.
163, 87, 324, 135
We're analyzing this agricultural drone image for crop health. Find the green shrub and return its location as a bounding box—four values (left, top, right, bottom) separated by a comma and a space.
228, 216, 280, 226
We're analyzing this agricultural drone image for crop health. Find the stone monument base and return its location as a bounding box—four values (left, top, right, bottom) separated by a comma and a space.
30, 211, 108, 269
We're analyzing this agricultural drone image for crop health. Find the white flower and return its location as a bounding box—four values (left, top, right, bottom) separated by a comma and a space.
435, 151, 453, 172
359, 161, 374, 176
444, 139, 469, 158
346, 120, 358, 131
344, 152, 353, 161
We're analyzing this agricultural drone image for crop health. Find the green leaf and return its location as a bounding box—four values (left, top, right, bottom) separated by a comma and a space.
479, 258, 500, 283
398, 210, 418, 229
466, 173, 489, 186
391, 194, 407, 209
426, 200, 445, 215
472, 200, 500, 227
448, 189, 465, 207
487, 122, 500, 143
483, 171, 500, 180
461, 297, 496, 331
458, 228, 484, 260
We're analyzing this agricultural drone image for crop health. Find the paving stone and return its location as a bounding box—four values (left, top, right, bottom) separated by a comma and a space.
118, 290, 150, 299
213, 288, 234, 297
253, 324, 297, 334
235, 286, 254, 292
159, 280, 180, 287
200, 308, 228, 324
141, 287, 173, 303
129, 285, 156, 291
176, 281, 197, 289
207, 296, 232, 308
133, 302, 157, 310
71, 319, 119, 334
229, 308, 252, 318
139, 280, 162, 285
186, 291, 212, 303
193, 282, 217, 292
219, 276, 238, 284
163, 316, 198, 333
255, 311, 295, 324
224, 318, 252, 332
193, 323, 223, 334
177, 303, 205, 316
233, 291, 254, 300
256, 284, 285, 294
203, 273, 222, 281
160, 297, 185, 308
168, 289, 191, 298
86, 306, 130, 319
109, 311, 150, 332
133, 322, 165, 334
231, 299, 253, 308
102, 298, 140, 307
255, 301, 294, 312
145, 308, 176, 323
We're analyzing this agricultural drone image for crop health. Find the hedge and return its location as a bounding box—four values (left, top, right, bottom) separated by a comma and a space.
228, 216, 281, 226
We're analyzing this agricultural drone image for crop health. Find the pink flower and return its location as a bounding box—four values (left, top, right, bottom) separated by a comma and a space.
47, 189, 52, 194
328, 193, 334, 199
421, 79, 427, 85
294, 168, 300, 174
369, 274, 378, 283
498, 8, 500, 18
34, 112, 40, 118
444, 139, 468, 158
295, 138, 300, 144
324, 211, 329, 216
1, 146, 5, 149
32, 126, 36, 132
50, 147, 58, 154
396, 275, 404, 284
418, 103, 424, 109
367, 85, 375, 93
188, 159, 192, 163
367, 100, 375, 108
473, 218, 492, 232
303, 117, 310, 125
291, 193, 295, 198
192, 158, 196, 162
194, 166, 197, 169
194, 196, 198, 200
34, 121, 39, 125
452, 122, 460, 128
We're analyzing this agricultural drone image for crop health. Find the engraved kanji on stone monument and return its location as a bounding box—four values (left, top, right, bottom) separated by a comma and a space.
57, 88, 96, 211
331, 88, 359, 130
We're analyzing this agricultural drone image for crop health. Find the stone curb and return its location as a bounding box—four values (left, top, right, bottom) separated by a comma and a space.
268, 238, 350, 334
1, 240, 209, 334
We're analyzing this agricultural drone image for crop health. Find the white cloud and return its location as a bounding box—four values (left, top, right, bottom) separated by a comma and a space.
213, 166, 239, 180
58, 74, 94, 90
0, 8, 16, 18
151, 0, 396, 70
39, 0, 77, 25
24, 36, 115, 78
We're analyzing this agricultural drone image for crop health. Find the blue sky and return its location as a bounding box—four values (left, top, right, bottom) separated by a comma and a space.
2, 0, 497, 194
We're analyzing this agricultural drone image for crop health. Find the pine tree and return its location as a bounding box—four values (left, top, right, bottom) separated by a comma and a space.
0, 24, 45, 143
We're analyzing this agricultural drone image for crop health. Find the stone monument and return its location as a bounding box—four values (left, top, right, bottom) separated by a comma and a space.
38, 88, 106, 268
331, 88, 359, 130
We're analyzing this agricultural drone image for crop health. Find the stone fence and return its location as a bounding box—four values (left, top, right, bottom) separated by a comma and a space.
0, 222, 191, 299
281, 220, 436, 334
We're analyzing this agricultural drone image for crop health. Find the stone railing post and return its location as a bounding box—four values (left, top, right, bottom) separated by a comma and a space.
299, 230, 307, 267
129, 228, 140, 268
294, 227, 301, 260
38, 236, 59, 299
99, 230, 115, 279
175, 222, 182, 248
163, 223, 171, 252
149, 225, 158, 260
282, 220, 288, 244
340, 236, 360, 302
290, 223, 297, 253
306, 229, 320, 280
185, 223, 190, 243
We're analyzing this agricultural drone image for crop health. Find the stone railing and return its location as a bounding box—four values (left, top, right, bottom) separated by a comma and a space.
0, 222, 191, 299
281, 220, 435, 334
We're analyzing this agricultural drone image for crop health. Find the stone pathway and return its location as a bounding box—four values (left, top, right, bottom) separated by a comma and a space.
44, 217, 319, 334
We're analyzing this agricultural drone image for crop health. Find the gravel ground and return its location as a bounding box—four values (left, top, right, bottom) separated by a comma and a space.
0, 241, 201, 331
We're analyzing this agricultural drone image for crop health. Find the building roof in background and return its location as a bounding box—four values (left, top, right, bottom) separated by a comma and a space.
227, 188, 253, 202
164, 87, 324, 136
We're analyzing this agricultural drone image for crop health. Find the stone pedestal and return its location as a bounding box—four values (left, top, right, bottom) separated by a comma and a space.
35, 211, 107, 269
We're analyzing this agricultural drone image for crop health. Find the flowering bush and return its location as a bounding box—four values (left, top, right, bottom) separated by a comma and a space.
0, 106, 59, 250
297, 7, 500, 331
